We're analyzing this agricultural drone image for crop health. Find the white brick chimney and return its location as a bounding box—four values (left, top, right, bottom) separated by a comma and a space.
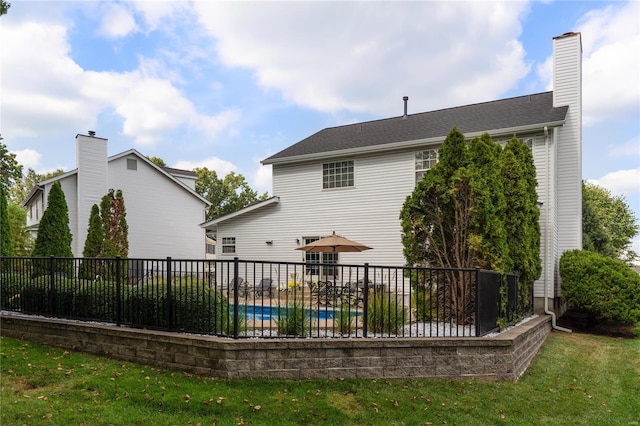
75, 133, 108, 256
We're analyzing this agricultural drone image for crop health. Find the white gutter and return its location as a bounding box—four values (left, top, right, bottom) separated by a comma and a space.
544, 125, 571, 333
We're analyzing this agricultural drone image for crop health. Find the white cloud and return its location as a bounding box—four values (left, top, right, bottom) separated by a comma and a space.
251, 160, 272, 194
609, 136, 640, 158
98, 3, 138, 38
588, 169, 640, 197
172, 157, 237, 177
0, 21, 100, 137
1, 18, 239, 147
12, 149, 42, 170
535, 2, 640, 125
193, 1, 530, 116
130, 1, 189, 32
577, 1, 639, 125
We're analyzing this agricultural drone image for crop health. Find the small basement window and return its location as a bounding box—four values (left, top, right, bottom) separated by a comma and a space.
127, 159, 138, 170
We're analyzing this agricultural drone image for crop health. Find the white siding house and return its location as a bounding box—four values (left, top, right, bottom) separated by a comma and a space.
202, 33, 583, 314
23, 134, 210, 259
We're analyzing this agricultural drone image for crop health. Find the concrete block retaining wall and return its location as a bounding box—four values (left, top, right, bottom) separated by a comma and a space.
0, 313, 550, 381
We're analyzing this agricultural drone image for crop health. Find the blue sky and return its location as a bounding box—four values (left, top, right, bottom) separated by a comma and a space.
1, 1, 639, 251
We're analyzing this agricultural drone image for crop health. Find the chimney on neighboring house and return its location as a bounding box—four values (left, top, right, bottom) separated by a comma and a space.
552, 32, 583, 253
403, 96, 409, 119
75, 133, 108, 257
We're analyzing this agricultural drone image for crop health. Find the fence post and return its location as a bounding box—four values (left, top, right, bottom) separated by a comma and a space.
475, 268, 480, 337
363, 263, 369, 338
115, 257, 122, 326
233, 257, 239, 339
48, 255, 56, 315
166, 257, 173, 330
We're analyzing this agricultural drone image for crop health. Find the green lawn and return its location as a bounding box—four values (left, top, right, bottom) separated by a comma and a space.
1, 331, 638, 425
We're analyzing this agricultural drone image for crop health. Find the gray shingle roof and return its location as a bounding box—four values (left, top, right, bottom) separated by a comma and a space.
264, 91, 568, 163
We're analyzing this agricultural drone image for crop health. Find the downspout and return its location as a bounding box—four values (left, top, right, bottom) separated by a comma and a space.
544, 125, 571, 332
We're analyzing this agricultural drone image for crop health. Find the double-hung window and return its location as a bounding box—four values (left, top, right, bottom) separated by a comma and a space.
221, 237, 236, 254
323, 160, 354, 189
415, 149, 438, 183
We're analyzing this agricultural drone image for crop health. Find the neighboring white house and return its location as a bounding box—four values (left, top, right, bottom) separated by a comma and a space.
201, 32, 583, 314
22, 134, 210, 260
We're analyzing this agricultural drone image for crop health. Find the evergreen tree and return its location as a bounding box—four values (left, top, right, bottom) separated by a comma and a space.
500, 136, 541, 310
1, 186, 14, 258
32, 182, 73, 257
32, 182, 73, 275
83, 204, 104, 257
78, 204, 104, 279
467, 133, 508, 271
100, 189, 129, 257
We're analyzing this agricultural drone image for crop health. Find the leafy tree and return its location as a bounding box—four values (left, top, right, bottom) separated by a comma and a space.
195, 168, 268, 221
7, 203, 33, 256
8, 168, 65, 205
32, 182, 73, 275
0, 1, 10, 16
582, 181, 638, 263
100, 189, 129, 257
1, 186, 14, 257
0, 142, 23, 192
147, 156, 167, 167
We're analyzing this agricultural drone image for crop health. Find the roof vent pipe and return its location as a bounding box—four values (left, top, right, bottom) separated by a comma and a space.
403, 96, 409, 119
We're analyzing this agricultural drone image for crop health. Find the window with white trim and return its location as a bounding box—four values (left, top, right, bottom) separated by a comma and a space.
415, 149, 438, 183
206, 242, 216, 255
322, 160, 354, 189
303, 237, 338, 277
221, 237, 236, 254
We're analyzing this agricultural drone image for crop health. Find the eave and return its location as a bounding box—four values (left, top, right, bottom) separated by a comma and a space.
262, 120, 565, 166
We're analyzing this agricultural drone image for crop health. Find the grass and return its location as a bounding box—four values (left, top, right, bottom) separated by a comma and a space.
1, 332, 638, 425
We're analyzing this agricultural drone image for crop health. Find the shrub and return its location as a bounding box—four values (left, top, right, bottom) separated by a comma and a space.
366, 291, 407, 334
560, 249, 640, 324
0, 272, 30, 310
121, 280, 237, 335
276, 299, 311, 336
412, 285, 435, 321
333, 301, 355, 335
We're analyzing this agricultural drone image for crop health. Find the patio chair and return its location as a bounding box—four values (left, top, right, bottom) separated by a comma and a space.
223, 277, 246, 297
254, 278, 274, 299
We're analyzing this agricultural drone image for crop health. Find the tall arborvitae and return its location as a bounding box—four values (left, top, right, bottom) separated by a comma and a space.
78, 204, 104, 279
500, 136, 541, 310
32, 182, 73, 258
401, 127, 479, 270
100, 189, 129, 257
83, 204, 104, 257
32, 182, 73, 276
467, 133, 508, 271
0, 186, 14, 258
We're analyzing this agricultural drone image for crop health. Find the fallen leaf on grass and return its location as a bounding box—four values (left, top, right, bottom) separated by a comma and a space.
253, 405, 261, 411
217, 397, 226, 405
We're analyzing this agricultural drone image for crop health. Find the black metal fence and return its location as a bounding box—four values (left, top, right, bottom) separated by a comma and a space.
0, 256, 531, 338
